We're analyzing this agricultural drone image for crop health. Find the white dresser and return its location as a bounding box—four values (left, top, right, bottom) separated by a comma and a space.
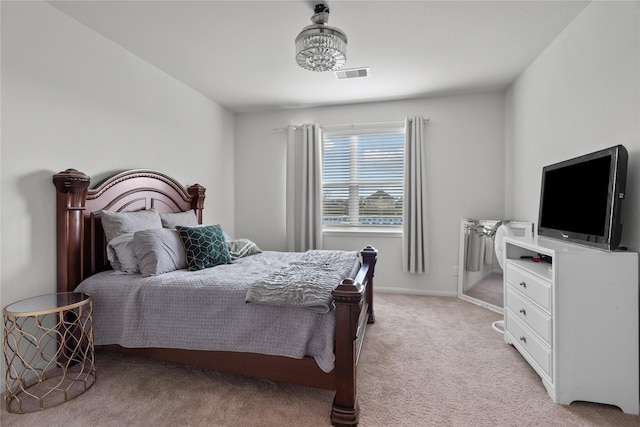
503, 236, 639, 414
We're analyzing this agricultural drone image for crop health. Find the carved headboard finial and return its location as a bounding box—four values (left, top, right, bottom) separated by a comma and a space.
53, 169, 90, 193
187, 183, 206, 222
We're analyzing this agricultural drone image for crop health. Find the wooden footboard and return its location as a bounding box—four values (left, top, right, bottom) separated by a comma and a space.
53, 169, 377, 427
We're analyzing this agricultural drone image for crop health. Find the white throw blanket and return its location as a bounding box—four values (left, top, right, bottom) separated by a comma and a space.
245, 250, 359, 313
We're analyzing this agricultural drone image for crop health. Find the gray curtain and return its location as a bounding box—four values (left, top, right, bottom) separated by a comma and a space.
403, 116, 429, 273
286, 123, 323, 252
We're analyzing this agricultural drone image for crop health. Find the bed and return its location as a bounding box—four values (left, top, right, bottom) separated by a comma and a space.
53, 168, 377, 426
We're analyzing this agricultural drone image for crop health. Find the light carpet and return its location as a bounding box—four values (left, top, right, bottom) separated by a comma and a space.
2, 293, 638, 426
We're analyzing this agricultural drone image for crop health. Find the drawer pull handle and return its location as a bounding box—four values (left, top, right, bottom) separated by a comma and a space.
519, 308, 527, 315
519, 336, 527, 344
519, 281, 527, 288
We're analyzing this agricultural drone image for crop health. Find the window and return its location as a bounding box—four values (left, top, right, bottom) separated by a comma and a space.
322, 124, 405, 228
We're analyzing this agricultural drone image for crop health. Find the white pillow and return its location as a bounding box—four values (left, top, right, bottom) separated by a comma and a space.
133, 228, 187, 276
100, 209, 162, 242
159, 210, 199, 229
106, 233, 139, 274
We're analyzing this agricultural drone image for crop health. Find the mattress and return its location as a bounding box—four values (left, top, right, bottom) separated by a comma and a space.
77, 250, 359, 372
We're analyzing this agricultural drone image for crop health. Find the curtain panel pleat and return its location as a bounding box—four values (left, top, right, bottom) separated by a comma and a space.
402, 116, 429, 274
286, 123, 323, 252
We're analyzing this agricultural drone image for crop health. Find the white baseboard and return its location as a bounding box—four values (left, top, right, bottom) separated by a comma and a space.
374, 287, 457, 297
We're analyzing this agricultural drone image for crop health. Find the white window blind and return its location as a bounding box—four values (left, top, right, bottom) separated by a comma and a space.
322, 124, 405, 228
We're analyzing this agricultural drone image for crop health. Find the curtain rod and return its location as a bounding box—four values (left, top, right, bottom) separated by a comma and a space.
273, 117, 430, 132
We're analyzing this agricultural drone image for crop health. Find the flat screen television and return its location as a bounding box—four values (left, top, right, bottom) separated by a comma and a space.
537, 145, 628, 251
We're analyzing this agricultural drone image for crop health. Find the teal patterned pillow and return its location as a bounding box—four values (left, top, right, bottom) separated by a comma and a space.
175, 225, 232, 271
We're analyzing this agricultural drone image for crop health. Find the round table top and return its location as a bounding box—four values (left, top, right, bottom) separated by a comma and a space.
3, 292, 91, 316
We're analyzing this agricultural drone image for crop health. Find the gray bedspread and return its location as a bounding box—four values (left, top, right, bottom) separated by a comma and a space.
76, 251, 359, 373
245, 250, 358, 313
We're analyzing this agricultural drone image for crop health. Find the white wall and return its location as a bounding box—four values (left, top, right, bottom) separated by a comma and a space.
1, 1, 236, 309
235, 92, 507, 295
505, 1, 640, 251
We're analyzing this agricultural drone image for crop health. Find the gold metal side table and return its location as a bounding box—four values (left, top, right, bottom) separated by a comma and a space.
3, 292, 95, 413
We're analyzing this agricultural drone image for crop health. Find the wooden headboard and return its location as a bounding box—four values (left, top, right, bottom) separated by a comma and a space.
53, 169, 206, 293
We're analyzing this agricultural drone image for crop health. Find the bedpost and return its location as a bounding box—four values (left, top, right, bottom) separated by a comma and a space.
360, 245, 377, 324
53, 169, 90, 293
331, 245, 378, 426
331, 278, 363, 426
187, 184, 206, 223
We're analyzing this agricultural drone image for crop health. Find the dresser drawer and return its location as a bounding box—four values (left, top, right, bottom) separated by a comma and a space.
505, 263, 552, 312
505, 286, 552, 345
506, 311, 553, 380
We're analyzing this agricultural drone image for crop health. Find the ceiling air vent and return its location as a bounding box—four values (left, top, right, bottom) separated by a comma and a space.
334, 67, 370, 80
